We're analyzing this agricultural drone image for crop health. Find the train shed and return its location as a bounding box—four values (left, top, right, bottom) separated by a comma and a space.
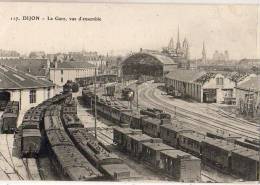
121, 50, 177, 79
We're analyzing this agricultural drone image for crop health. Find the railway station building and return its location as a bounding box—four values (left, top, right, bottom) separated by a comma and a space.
49, 61, 96, 86
0, 65, 55, 110
121, 50, 178, 80
165, 70, 254, 103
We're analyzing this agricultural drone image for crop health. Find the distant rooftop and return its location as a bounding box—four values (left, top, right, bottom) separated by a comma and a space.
0, 58, 48, 77
51, 61, 95, 69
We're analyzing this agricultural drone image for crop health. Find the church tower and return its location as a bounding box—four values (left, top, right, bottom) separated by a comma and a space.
176, 26, 181, 53
202, 41, 207, 63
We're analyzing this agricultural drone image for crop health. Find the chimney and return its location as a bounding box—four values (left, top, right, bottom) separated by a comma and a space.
140, 48, 143, 52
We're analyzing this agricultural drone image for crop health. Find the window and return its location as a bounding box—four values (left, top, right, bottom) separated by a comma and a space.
61, 77, 63, 83
47, 88, 51, 99
61, 69, 63, 75
29, 89, 36, 104
216, 77, 224, 85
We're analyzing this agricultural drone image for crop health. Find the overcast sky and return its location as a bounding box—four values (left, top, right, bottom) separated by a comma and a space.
0, 3, 258, 59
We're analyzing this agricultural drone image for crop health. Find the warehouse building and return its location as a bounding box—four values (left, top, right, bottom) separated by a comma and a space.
165, 70, 253, 103
0, 65, 55, 110
121, 50, 177, 79
49, 61, 96, 86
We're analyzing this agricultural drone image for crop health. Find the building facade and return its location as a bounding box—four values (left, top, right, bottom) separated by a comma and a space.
165, 70, 253, 103
49, 61, 96, 86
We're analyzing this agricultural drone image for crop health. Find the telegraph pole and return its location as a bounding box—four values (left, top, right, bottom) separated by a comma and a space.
94, 67, 97, 138
136, 82, 139, 112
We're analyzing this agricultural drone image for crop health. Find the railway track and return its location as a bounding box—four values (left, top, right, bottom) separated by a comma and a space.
153, 85, 259, 129
201, 172, 218, 183
0, 135, 24, 180
87, 127, 113, 145
22, 158, 33, 180
139, 84, 259, 139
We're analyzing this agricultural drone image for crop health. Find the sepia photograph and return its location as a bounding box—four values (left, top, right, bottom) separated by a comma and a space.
0, 1, 259, 183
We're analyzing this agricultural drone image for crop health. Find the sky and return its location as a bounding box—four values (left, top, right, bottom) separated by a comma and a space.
0, 2, 258, 59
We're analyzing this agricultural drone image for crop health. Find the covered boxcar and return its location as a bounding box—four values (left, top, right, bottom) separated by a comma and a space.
141, 139, 173, 169
231, 147, 259, 181
178, 132, 205, 157
160, 123, 193, 148
22, 129, 42, 157
160, 150, 201, 182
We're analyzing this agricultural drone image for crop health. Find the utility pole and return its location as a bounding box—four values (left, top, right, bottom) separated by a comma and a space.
94, 67, 97, 138
136, 82, 139, 112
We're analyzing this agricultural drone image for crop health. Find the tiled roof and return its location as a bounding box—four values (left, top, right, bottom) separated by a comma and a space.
0, 65, 54, 90
53, 61, 95, 69
165, 69, 206, 83
236, 76, 260, 91
0, 58, 48, 77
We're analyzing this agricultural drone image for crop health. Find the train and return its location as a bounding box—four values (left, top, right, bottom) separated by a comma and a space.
60, 96, 139, 181
82, 88, 260, 181
121, 88, 135, 101
14, 93, 73, 158
63, 80, 80, 93
44, 104, 102, 181
76, 74, 118, 87
1, 101, 19, 134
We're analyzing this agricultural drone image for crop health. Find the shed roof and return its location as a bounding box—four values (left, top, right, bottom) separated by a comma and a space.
0, 65, 54, 90
236, 76, 260, 91
165, 69, 206, 83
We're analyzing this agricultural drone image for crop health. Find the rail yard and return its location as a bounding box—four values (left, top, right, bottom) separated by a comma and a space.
0, 78, 259, 182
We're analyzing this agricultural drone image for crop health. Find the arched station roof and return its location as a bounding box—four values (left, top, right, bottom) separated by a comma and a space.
121, 52, 176, 77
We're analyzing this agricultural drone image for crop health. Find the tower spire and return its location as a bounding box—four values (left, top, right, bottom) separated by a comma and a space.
176, 25, 181, 51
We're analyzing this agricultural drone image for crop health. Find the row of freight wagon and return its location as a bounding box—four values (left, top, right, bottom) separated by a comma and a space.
15, 92, 138, 181
82, 87, 260, 181
59, 96, 139, 181
113, 126, 201, 182
1, 101, 19, 134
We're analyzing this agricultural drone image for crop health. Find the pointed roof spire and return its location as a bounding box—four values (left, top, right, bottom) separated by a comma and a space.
176, 25, 181, 50
177, 25, 180, 42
